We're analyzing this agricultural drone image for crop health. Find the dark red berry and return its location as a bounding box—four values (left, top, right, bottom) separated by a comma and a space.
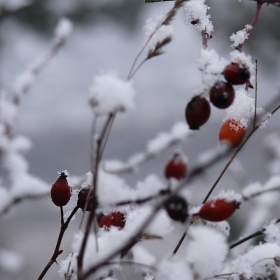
185, 95, 211, 130
198, 199, 240, 222
209, 81, 235, 109
51, 172, 71, 207
165, 195, 188, 223
77, 188, 96, 211
99, 211, 126, 230
165, 153, 187, 180
223, 63, 250, 85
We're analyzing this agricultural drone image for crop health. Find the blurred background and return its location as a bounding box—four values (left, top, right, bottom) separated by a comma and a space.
0, 0, 280, 279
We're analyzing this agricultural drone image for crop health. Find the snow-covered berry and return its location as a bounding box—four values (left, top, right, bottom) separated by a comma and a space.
99, 211, 126, 230
219, 119, 246, 148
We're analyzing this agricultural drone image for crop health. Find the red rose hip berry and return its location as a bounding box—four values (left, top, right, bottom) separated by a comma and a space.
210, 81, 235, 109
77, 188, 96, 211
165, 153, 187, 180
223, 63, 250, 85
219, 119, 246, 148
51, 172, 71, 207
198, 198, 240, 222
165, 195, 188, 223
185, 95, 211, 130
99, 211, 126, 230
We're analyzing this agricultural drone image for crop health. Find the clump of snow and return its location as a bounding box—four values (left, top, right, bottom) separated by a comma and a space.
132, 245, 156, 266
223, 89, 269, 130
184, 0, 214, 34
0, 94, 18, 127
264, 220, 280, 245
143, 14, 173, 53
156, 256, 193, 280
185, 225, 228, 279
55, 18, 73, 39
197, 49, 228, 87
89, 71, 136, 114
147, 122, 193, 154
230, 50, 255, 74
222, 243, 280, 278
230, 25, 252, 48
242, 175, 280, 199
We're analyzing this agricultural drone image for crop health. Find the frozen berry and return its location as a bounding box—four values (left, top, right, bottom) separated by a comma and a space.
198, 199, 240, 222
165, 153, 187, 180
51, 172, 71, 207
185, 95, 211, 130
223, 63, 250, 85
219, 119, 246, 148
77, 188, 96, 211
99, 211, 126, 230
210, 81, 235, 109
165, 195, 188, 223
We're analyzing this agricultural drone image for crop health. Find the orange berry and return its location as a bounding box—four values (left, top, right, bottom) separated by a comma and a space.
219, 119, 246, 148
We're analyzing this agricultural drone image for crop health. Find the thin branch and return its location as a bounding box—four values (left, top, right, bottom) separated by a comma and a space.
38, 206, 79, 280
229, 230, 263, 249
254, 59, 258, 127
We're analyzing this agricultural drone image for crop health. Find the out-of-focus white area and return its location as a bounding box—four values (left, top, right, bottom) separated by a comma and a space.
0, 1, 280, 279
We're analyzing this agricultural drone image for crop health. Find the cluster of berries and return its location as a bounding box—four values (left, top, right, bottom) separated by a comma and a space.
163, 153, 240, 223
185, 62, 250, 147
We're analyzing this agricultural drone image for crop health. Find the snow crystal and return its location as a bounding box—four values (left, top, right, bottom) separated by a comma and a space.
184, 0, 214, 34
230, 25, 252, 48
89, 71, 136, 114
197, 49, 228, 87
55, 18, 73, 39
185, 225, 228, 279
230, 50, 255, 74
143, 14, 173, 53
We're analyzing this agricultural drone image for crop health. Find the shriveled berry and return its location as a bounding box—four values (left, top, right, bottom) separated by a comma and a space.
51, 172, 71, 207
210, 81, 235, 109
77, 188, 96, 211
223, 63, 250, 85
219, 119, 246, 148
165, 195, 188, 223
198, 199, 239, 222
165, 153, 187, 180
185, 95, 211, 130
99, 211, 126, 230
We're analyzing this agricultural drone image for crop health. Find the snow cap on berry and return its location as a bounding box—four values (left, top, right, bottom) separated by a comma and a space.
213, 189, 242, 206
223, 89, 268, 130
89, 71, 136, 114
230, 50, 255, 75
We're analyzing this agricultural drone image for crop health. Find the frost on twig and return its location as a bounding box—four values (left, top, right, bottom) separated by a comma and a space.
12, 18, 73, 105
230, 25, 252, 48
104, 121, 193, 174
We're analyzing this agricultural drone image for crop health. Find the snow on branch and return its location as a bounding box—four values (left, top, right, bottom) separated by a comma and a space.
12, 18, 73, 105
104, 121, 193, 174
